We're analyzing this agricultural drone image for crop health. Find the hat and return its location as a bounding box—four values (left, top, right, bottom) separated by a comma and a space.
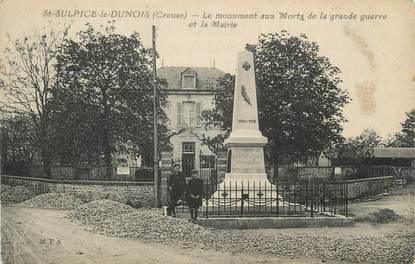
173, 163, 180, 168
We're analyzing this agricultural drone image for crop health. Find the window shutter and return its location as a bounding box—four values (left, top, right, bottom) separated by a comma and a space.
196, 102, 201, 126
177, 102, 182, 126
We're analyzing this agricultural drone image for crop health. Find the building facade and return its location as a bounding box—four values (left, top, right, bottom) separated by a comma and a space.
158, 66, 224, 177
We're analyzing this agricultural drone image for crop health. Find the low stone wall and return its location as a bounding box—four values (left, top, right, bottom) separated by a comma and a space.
197, 216, 354, 229
1, 175, 154, 207
346, 176, 394, 199
1, 175, 395, 207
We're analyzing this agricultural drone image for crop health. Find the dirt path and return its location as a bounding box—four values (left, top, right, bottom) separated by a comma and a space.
2, 184, 413, 264
1, 207, 336, 264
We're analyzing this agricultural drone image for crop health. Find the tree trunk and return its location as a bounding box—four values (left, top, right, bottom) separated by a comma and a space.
102, 89, 113, 180
43, 158, 52, 179
103, 136, 112, 180
143, 152, 153, 167
273, 151, 279, 182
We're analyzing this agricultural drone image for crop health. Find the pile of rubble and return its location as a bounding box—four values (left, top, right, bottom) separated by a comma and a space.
96, 210, 212, 242
67, 200, 414, 264
1, 186, 34, 204
68, 199, 134, 225
19, 193, 84, 210
1, 184, 12, 192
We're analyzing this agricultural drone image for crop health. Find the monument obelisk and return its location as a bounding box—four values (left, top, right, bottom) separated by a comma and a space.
210, 50, 275, 200
224, 50, 268, 182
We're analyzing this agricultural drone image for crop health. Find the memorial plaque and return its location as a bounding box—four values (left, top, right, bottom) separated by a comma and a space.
230, 147, 265, 173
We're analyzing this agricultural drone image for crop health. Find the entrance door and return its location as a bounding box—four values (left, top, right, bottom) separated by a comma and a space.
182, 142, 195, 178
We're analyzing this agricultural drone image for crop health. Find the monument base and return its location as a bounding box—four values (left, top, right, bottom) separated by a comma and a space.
207, 174, 289, 208
220, 172, 268, 182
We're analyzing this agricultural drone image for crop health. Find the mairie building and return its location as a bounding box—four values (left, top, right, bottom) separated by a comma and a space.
158, 66, 224, 177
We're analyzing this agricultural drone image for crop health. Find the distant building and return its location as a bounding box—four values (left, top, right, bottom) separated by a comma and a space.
158, 66, 224, 177
373, 147, 415, 168
373, 147, 415, 180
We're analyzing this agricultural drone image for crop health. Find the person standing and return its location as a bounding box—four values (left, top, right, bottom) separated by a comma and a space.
167, 163, 186, 216
186, 170, 204, 221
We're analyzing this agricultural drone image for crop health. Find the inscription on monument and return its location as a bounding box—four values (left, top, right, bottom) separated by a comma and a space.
231, 147, 265, 173
238, 119, 256, 123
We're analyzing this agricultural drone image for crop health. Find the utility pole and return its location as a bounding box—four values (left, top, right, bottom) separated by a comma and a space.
152, 25, 159, 208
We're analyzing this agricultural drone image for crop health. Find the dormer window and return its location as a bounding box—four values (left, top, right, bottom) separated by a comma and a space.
181, 68, 197, 89
182, 74, 196, 88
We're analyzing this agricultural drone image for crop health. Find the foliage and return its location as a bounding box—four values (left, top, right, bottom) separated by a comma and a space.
53, 22, 169, 176
335, 128, 382, 165
201, 31, 350, 164
0, 25, 69, 177
0, 115, 37, 168
199, 73, 234, 154
368, 208, 401, 224
395, 109, 415, 147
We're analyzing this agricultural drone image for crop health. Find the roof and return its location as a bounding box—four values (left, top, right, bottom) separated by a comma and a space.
373, 148, 415, 158
158, 66, 225, 90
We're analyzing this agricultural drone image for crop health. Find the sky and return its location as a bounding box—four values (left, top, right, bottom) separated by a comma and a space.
1, 0, 414, 138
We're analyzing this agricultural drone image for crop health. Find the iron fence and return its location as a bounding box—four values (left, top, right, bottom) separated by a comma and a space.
272, 166, 334, 182
176, 179, 348, 218
340, 165, 395, 180
272, 165, 397, 181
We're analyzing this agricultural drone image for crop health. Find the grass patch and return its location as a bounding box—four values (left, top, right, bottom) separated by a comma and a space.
355, 208, 401, 224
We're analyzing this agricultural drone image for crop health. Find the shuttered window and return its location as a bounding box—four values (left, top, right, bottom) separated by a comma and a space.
182, 101, 194, 126
195, 102, 201, 126
177, 101, 201, 127
177, 102, 182, 126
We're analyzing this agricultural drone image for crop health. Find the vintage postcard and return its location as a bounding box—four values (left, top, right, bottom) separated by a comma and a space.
1, 0, 414, 263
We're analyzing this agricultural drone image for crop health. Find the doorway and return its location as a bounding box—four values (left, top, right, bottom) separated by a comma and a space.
182, 142, 195, 178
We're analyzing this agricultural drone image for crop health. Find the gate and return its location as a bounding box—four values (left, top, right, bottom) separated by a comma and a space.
172, 154, 219, 196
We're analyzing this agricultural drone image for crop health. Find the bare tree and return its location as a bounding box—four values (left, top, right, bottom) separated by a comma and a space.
0, 26, 69, 178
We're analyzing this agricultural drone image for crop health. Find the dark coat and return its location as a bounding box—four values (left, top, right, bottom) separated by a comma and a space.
167, 172, 186, 202
186, 177, 204, 208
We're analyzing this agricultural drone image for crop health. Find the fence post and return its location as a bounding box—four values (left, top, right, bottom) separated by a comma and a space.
205, 181, 209, 219
322, 181, 326, 212
310, 180, 314, 218
345, 182, 348, 217
217, 150, 227, 183
160, 151, 172, 206
276, 181, 279, 216
240, 187, 244, 217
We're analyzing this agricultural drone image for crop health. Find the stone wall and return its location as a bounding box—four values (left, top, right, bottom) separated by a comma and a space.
1, 175, 154, 207
1, 175, 395, 206
346, 176, 394, 199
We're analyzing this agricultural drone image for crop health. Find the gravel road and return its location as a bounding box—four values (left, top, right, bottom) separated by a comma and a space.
65, 198, 414, 264
1, 207, 333, 264
2, 183, 414, 264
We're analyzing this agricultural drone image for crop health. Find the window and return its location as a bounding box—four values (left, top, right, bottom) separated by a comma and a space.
182, 74, 196, 89
177, 101, 201, 127
182, 101, 195, 125
182, 142, 195, 153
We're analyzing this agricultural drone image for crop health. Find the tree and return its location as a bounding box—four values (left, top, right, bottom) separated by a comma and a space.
396, 109, 415, 147
0, 26, 69, 178
54, 23, 169, 178
0, 115, 38, 174
335, 128, 382, 165
202, 31, 350, 167
200, 73, 234, 154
